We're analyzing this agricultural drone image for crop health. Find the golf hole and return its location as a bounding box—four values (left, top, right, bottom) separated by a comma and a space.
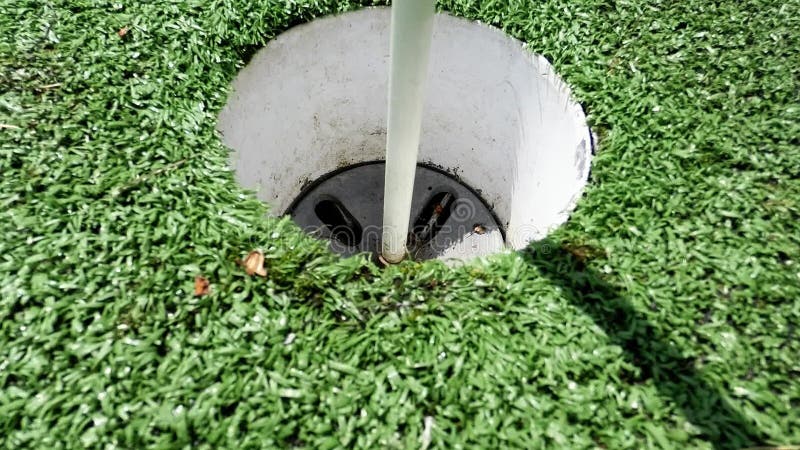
217, 7, 593, 261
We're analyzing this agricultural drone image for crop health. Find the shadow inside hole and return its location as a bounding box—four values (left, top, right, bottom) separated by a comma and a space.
522, 238, 765, 449
314, 197, 363, 247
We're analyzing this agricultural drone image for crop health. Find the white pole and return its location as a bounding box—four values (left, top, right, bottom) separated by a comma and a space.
381, 0, 437, 264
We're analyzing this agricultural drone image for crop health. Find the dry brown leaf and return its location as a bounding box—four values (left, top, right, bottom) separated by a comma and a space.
194, 276, 210, 296
240, 250, 267, 277
117, 26, 129, 37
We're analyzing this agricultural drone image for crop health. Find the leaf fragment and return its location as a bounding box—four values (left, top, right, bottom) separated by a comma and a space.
239, 250, 267, 277
194, 275, 210, 296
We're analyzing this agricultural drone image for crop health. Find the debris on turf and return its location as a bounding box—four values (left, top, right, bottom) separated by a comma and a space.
239, 249, 267, 277
193, 275, 210, 296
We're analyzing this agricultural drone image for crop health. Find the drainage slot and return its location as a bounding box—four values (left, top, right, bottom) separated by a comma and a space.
314, 198, 363, 246
290, 163, 504, 261
411, 191, 455, 247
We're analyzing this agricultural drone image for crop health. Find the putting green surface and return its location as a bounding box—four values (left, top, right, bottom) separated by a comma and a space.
1, 0, 799, 448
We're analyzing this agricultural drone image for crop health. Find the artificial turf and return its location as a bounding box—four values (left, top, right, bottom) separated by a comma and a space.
1, 0, 799, 448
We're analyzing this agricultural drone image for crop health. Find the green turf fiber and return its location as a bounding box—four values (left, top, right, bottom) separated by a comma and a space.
1, 0, 799, 448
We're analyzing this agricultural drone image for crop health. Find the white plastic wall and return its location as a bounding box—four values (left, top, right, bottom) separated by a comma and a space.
217, 7, 592, 249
